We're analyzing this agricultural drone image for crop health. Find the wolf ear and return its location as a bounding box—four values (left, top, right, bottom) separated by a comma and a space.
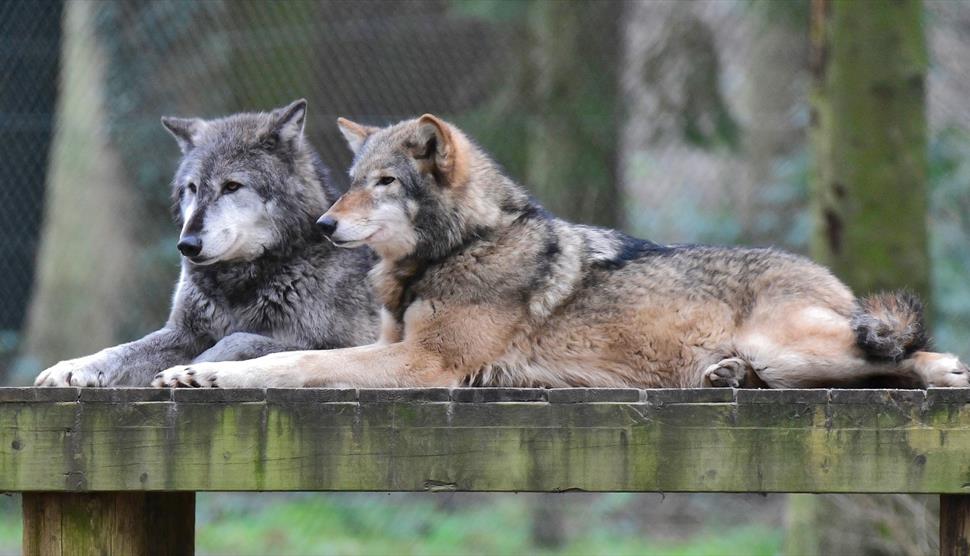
413, 114, 466, 187
161, 116, 206, 154
337, 117, 378, 154
268, 99, 307, 147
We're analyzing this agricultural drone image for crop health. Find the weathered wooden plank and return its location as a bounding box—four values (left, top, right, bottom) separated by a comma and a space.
2, 388, 970, 493
22, 492, 194, 556
546, 388, 641, 403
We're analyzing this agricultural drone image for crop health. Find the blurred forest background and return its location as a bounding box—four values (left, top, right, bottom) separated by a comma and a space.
1, 0, 969, 554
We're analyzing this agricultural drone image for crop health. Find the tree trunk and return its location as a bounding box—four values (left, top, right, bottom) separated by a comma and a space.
810, 0, 929, 295
519, 1, 624, 545
529, 496, 567, 549
526, 0, 622, 228
22, 0, 138, 375
792, 1, 934, 555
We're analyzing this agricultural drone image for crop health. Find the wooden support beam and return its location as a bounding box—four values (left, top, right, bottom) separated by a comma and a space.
22, 492, 194, 556
4, 387, 970, 553
941, 495, 970, 556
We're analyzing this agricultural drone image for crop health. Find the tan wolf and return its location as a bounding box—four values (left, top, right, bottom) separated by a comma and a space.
153, 115, 969, 389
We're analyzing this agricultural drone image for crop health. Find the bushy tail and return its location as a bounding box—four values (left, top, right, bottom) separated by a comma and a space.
851, 291, 928, 362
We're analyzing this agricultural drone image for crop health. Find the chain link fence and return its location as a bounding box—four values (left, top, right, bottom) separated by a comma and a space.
1, 1, 969, 552
3, 1, 969, 378
0, 0, 62, 363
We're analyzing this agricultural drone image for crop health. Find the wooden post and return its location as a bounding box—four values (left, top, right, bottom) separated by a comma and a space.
941, 495, 970, 556
22, 492, 195, 556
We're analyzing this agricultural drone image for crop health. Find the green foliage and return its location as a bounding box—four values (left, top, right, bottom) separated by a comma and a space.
0, 492, 782, 555
449, 0, 531, 22
192, 493, 781, 556
747, 149, 812, 252
450, 0, 622, 227
0, 494, 20, 556
745, 0, 810, 30
928, 128, 970, 361
628, 195, 743, 246
682, 104, 740, 153
455, 104, 531, 185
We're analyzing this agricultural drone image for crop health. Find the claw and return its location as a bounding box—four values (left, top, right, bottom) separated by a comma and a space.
704, 357, 753, 388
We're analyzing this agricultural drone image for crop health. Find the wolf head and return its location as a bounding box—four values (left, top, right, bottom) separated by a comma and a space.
322, 114, 527, 261
162, 99, 335, 266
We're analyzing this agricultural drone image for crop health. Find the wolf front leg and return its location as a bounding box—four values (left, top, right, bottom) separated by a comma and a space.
155, 302, 519, 388
35, 327, 209, 387
153, 341, 453, 388
191, 332, 302, 363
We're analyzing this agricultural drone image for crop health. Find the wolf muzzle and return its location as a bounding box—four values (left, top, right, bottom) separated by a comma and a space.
316, 215, 338, 237
177, 235, 203, 257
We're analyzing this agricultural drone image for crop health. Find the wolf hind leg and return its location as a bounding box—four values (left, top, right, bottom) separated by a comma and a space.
901, 351, 970, 387
746, 344, 970, 388
735, 304, 895, 388
738, 337, 877, 388
703, 357, 755, 388
734, 303, 970, 388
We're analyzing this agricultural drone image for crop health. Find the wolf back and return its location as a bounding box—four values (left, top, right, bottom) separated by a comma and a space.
151, 114, 968, 390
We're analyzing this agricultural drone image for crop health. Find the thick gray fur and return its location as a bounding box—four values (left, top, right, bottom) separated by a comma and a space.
34, 100, 379, 387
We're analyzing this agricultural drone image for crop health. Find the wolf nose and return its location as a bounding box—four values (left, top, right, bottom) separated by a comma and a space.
177, 236, 203, 257
316, 215, 338, 237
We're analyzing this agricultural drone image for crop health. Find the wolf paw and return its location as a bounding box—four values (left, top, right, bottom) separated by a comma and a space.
919, 354, 970, 388
703, 357, 752, 388
35, 360, 106, 387
152, 365, 219, 388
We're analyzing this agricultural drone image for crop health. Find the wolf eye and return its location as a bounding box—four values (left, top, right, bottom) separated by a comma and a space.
376, 176, 395, 186
223, 181, 243, 193
187, 182, 197, 194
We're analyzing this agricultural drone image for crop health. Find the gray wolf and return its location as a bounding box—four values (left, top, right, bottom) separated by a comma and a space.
36, 100, 379, 387
152, 114, 968, 389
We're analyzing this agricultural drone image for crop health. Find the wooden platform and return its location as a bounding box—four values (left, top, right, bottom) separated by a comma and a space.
4, 387, 970, 554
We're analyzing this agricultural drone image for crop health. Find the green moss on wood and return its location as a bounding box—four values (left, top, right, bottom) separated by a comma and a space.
3, 397, 970, 493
